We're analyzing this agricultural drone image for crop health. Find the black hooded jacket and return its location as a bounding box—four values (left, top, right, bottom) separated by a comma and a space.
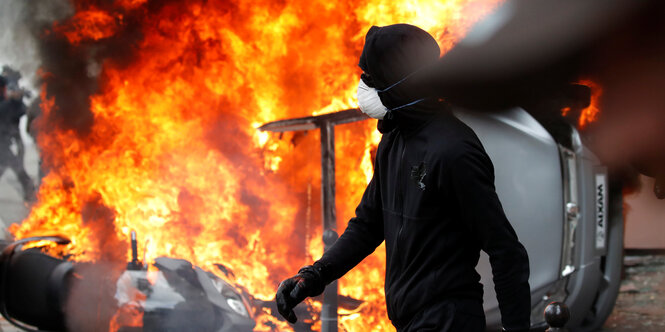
316, 25, 531, 330
0, 87, 25, 142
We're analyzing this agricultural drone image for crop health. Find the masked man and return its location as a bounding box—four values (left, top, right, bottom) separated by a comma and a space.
276, 24, 531, 332
0, 75, 35, 201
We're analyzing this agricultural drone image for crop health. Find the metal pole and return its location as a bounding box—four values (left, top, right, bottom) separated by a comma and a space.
320, 122, 338, 332
259, 110, 368, 332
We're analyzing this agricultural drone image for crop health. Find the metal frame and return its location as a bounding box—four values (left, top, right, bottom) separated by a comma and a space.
259, 108, 369, 332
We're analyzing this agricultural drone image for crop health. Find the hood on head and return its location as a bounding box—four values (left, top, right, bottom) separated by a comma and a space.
358, 24, 445, 133
358, 24, 440, 109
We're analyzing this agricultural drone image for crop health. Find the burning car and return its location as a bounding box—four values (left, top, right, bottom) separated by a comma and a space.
454, 106, 623, 331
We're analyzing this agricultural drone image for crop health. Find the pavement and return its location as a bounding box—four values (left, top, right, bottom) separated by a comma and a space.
603, 254, 665, 332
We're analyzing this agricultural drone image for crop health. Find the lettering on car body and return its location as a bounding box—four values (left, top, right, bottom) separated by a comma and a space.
595, 174, 607, 250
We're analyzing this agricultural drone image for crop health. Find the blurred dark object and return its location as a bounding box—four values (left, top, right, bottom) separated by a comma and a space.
544, 302, 570, 332
0, 236, 72, 331
421, 0, 648, 108
421, 0, 665, 197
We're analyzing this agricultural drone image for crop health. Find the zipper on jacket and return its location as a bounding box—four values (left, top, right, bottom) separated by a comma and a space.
394, 139, 406, 257
389, 134, 407, 318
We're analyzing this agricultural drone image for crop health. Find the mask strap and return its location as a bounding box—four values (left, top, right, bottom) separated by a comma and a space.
376, 71, 418, 93
389, 98, 427, 112
376, 66, 431, 115
381, 98, 428, 121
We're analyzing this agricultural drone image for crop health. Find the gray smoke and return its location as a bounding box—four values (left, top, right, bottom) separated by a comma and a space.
0, 0, 72, 96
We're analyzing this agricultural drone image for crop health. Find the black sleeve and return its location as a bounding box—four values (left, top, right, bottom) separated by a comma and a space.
15, 101, 26, 120
450, 142, 531, 331
5, 100, 25, 124
315, 165, 385, 283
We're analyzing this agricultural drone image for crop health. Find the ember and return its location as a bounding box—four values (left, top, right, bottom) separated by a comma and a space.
10, 0, 501, 330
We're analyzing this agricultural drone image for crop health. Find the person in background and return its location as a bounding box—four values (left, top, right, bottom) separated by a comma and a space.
0, 74, 35, 201
275, 24, 531, 332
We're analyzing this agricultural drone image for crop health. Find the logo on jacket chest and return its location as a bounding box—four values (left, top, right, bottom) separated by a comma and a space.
410, 162, 427, 191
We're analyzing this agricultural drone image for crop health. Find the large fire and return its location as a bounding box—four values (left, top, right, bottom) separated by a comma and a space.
11, 0, 501, 330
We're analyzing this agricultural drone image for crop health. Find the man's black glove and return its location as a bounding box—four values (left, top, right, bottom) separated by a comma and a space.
275, 263, 328, 323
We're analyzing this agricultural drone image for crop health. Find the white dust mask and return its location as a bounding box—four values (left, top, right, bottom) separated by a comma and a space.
356, 79, 388, 120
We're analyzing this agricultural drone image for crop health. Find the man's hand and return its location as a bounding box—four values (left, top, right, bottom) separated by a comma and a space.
275, 265, 326, 323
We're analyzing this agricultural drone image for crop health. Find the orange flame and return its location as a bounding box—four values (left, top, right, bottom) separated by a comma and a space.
577, 79, 603, 129
54, 8, 119, 44
12, 0, 501, 330
109, 304, 143, 332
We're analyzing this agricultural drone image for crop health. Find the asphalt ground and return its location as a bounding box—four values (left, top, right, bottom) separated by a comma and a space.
603, 254, 665, 332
